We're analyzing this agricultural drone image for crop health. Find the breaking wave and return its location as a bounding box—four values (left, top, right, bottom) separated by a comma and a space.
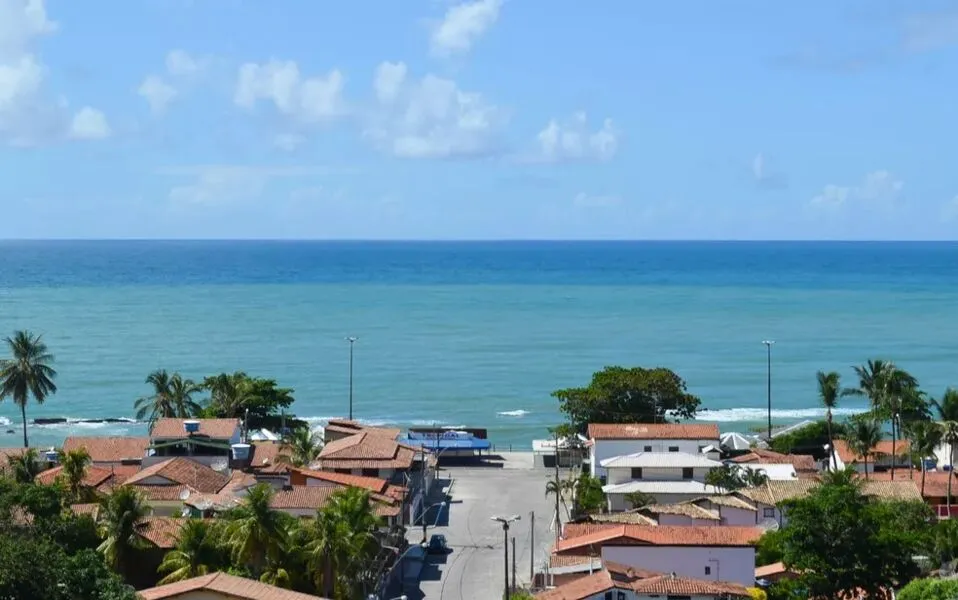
694, 407, 867, 423
497, 409, 529, 417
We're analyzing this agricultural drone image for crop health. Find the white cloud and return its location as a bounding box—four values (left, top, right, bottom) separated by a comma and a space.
751, 152, 787, 189
573, 192, 621, 208
234, 59, 345, 123
68, 106, 111, 140
431, 0, 502, 57
273, 133, 306, 152
365, 61, 504, 159
535, 112, 619, 163
137, 75, 177, 115
165, 49, 204, 77
168, 166, 269, 206
810, 171, 903, 210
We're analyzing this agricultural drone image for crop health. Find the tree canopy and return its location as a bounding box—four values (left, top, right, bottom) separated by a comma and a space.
553, 366, 701, 433
201, 372, 298, 430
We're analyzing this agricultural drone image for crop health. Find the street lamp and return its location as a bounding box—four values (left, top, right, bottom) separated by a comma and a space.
492, 515, 521, 600
762, 340, 775, 441
345, 336, 358, 420
420, 501, 447, 543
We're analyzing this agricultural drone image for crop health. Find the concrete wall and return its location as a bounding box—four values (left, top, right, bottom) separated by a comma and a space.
655, 514, 717, 526
591, 439, 717, 479
719, 506, 757, 526
602, 545, 756, 586
606, 466, 711, 485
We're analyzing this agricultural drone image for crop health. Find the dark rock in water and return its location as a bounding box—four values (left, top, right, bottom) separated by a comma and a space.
33, 418, 67, 425
4, 429, 13, 434
76, 418, 137, 424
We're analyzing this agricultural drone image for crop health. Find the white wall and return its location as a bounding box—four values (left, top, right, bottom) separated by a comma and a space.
608, 491, 706, 511
601, 545, 756, 586
606, 466, 711, 485
719, 506, 757, 526
591, 439, 717, 479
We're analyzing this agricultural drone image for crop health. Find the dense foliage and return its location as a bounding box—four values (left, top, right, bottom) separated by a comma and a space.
0, 330, 58, 447
768, 420, 846, 456
897, 578, 958, 600
705, 464, 769, 492
573, 473, 606, 516
553, 366, 701, 433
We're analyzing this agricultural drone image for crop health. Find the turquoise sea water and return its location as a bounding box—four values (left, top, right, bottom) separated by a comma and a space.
1, 240, 957, 449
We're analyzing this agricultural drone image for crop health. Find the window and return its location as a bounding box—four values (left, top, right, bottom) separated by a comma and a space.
603, 592, 613, 600
335, 468, 351, 474
631, 467, 643, 479
600, 476, 607, 486
361, 468, 379, 477
764, 508, 776, 518
704, 566, 711, 575
643, 445, 652, 452
668, 446, 679, 452
616, 592, 626, 600
682, 467, 693, 479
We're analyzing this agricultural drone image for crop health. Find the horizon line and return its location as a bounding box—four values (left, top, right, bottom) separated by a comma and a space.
1, 238, 957, 244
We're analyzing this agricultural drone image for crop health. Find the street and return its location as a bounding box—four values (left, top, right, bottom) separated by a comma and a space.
403, 453, 561, 600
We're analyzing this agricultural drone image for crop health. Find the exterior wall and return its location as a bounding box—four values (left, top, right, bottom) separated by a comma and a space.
655, 514, 716, 526
601, 545, 756, 586
718, 506, 757, 526
607, 491, 704, 511
606, 466, 711, 485
145, 501, 183, 517
753, 501, 784, 525
591, 439, 718, 479
141, 455, 229, 468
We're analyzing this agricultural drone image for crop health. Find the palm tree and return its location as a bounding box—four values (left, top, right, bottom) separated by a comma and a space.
0, 331, 57, 448
98, 486, 150, 578
156, 519, 225, 584
849, 359, 918, 478
845, 418, 883, 480
624, 491, 655, 509
225, 483, 289, 575
135, 370, 202, 426
6, 448, 41, 483
907, 420, 943, 498
278, 427, 323, 468
58, 447, 91, 502
308, 487, 382, 598
932, 389, 958, 514
202, 372, 253, 418
817, 370, 841, 470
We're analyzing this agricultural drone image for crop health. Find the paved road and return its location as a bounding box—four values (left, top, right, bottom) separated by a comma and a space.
404, 453, 561, 600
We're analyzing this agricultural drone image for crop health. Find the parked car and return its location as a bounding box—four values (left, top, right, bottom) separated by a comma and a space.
427, 533, 450, 554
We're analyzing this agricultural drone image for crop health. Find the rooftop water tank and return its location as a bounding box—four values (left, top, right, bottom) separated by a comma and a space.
183, 420, 200, 434
231, 443, 252, 461
44, 450, 58, 463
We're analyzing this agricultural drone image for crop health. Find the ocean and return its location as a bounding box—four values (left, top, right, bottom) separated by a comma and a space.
1, 240, 957, 450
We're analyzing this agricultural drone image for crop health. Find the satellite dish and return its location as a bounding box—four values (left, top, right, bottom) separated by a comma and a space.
210, 458, 229, 472
759, 518, 779, 531
180, 507, 191, 518
179, 488, 191, 502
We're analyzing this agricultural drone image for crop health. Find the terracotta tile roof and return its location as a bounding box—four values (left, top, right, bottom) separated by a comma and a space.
136, 517, 186, 549
250, 442, 290, 473
535, 567, 749, 599
183, 492, 243, 512
151, 418, 240, 440
139, 572, 329, 600
639, 503, 721, 520
549, 554, 600, 569
289, 466, 389, 494
587, 423, 720, 441
535, 571, 616, 600
834, 439, 910, 464
35, 464, 115, 487
737, 478, 922, 505
587, 511, 659, 526
731, 448, 818, 472
270, 485, 398, 518
70, 503, 100, 518
324, 419, 401, 440
124, 458, 230, 493
603, 561, 662, 580
316, 432, 416, 470
135, 484, 193, 502
219, 470, 258, 494
555, 524, 762, 553
62, 436, 149, 463
866, 470, 958, 498
755, 561, 790, 578
690, 494, 757, 511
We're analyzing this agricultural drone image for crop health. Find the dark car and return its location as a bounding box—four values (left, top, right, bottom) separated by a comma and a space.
427, 534, 450, 554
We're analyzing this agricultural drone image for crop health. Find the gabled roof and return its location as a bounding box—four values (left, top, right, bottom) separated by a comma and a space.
639, 503, 721, 521
600, 451, 722, 469
588, 423, 720, 441
289, 466, 390, 494
151, 418, 240, 440
269, 485, 398, 517
736, 478, 922, 505
867, 470, 958, 498
139, 572, 329, 600
554, 524, 762, 552
62, 436, 149, 463
124, 457, 230, 493
834, 439, 910, 464
324, 419, 400, 440
588, 511, 659, 526
249, 441, 290, 473
731, 448, 817, 472
136, 517, 187, 549
316, 432, 417, 470
534, 565, 750, 599
690, 494, 757, 511
602, 480, 721, 495
35, 464, 115, 488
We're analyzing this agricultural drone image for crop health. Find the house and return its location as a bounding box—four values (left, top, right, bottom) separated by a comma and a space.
636, 503, 721, 525
139, 572, 329, 600
146, 418, 242, 467
755, 561, 799, 584
735, 478, 923, 526
35, 462, 139, 493
555, 524, 762, 586
688, 495, 758, 526
245, 441, 292, 486
832, 439, 910, 474
733, 463, 798, 481
600, 451, 723, 509
269, 485, 402, 526
588, 423, 720, 481
865, 470, 958, 517
0, 447, 54, 476
124, 457, 231, 515
603, 480, 723, 509
535, 561, 751, 599
61, 436, 150, 466
322, 419, 400, 444
730, 448, 819, 479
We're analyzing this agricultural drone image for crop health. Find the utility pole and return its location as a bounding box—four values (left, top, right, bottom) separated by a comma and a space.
511, 536, 517, 595
345, 336, 357, 420
762, 340, 775, 441
492, 515, 521, 600
529, 511, 535, 583
553, 430, 561, 547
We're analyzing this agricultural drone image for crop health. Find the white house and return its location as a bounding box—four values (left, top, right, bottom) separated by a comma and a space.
734, 463, 797, 481
599, 451, 724, 509
588, 423, 720, 481
555, 524, 762, 587
145, 418, 243, 468
688, 495, 758, 526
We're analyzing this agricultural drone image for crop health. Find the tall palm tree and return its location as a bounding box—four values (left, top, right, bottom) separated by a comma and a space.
817, 370, 841, 470
135, 370, 202, 426
57, 447, 92, 502
156, 519, 225, 584
308, 487, 382, 598
278, 427, 323, 468
845, 418, 883, 480
0, 331, 57, 448
226, 483, 289, 575
202, 372, 253, 418
849, 359, 918, 478
907, 420, 943, 498
98, 486, 150, 578
6, 448, 41, 483
932, 388, 958, 513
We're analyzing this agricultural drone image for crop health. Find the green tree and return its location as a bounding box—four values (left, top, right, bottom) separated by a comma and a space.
898, 578, 958, 600
318, 487, 382, 599
202, 372, 296, 430
97, 486, 150, 580
848, 359, 919, 478
225, 483, 290, 576
553, 366, 701, 433
278, 426, 323, 468
933, 389, 958, 512
768, 420, 846, 456
157, 519, 227, 584
572, 472, 605, 516
0, 330, 58, 448
624, 490, 656, 509
5, 448, 42, 483
844, 417, 882, 480
778, 469, 929, 599
135, 370, 202, 425
816, 370, 841, 470
906, 420, 942, 498
57, 447, 92, 503
705, 464, 768, 492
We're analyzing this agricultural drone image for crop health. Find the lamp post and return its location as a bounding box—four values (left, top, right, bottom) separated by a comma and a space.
492, 515, 521, 600
345, 336, 358, 420
762, 340, 775, 441
420, 501, 447, 543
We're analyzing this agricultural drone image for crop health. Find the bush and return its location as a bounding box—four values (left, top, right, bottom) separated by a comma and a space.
897, 578, 958, 600
747, 588, 768, 600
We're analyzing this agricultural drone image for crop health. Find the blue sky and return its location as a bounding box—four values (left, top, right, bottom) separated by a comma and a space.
2, 0, 958, 240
